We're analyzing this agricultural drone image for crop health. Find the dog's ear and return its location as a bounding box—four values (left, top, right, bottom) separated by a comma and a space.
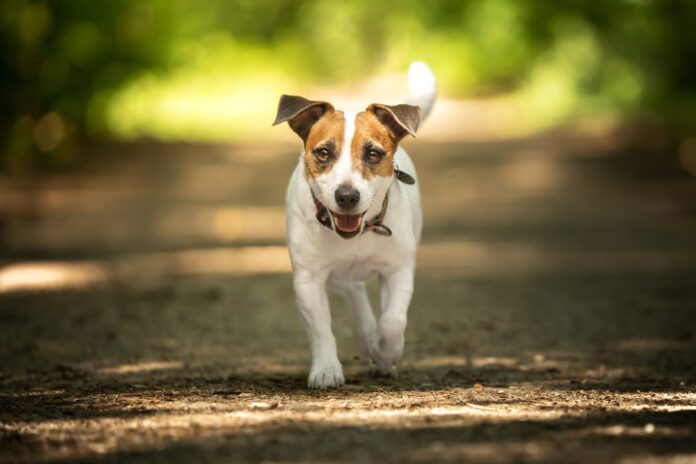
367, 103, 421, 141
273, 95, 334, 142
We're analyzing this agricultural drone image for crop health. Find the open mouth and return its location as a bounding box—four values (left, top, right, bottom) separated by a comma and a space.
330, 211, 366, 238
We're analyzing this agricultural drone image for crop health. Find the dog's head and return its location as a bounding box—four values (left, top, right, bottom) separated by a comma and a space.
273, 95, 420, 238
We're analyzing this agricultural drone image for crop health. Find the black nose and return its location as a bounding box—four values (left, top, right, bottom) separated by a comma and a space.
335, 184, 360, 210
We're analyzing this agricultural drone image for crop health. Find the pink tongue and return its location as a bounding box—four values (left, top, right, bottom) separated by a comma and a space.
335, 214, 361, 232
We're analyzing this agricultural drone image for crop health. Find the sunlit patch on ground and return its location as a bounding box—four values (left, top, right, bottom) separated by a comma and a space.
154, 206, 286, 243
2, 383, 695, 463
3, 240, 694, 295
0, 262, 107, 293
114, 246, 292, 278
96, 361, 185, 375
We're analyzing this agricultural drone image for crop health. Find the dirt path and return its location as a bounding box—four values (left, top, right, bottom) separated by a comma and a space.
1, 132, 695, 463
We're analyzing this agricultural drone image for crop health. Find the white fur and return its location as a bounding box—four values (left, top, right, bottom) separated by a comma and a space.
407, 61, 437, 121
285, 63, 435, 388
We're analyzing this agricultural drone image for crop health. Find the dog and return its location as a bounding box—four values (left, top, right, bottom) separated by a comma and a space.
273, 62, 436, 388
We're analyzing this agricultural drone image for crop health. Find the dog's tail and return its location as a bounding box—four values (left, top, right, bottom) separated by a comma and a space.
406, 61, 437, 127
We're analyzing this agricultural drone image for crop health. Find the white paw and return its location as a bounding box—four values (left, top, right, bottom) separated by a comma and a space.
370, 337, 403, 375
308, 364, 345, 389
370, 315, 406, 374
370, 362, 398, 379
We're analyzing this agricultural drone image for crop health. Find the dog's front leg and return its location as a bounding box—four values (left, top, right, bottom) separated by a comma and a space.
294, 271, 344, 389
372, 267, 414, 375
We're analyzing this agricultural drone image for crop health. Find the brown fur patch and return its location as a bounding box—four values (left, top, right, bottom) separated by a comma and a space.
304, 110, 345, 179
351, 111, 397, 180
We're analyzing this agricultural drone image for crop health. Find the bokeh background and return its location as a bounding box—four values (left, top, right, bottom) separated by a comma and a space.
2, 0, 696, 170
1, 2, 696, 463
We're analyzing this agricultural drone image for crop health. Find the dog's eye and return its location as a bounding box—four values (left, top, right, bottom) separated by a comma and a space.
313, 147, 332, 162
365, 148, 385, 164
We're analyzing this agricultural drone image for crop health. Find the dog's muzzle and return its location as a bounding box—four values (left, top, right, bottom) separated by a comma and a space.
310, 167, 415, 239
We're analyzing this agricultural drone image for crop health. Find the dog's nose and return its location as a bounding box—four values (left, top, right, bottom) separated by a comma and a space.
335, 184, 360, 210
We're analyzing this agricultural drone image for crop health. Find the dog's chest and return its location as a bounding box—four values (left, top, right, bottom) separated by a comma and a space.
328, 252, 384, 282
323, 231, 388, 267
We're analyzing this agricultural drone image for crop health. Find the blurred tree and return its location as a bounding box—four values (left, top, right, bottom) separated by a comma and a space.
1, 0, 177, 169
1, 0, 694, 171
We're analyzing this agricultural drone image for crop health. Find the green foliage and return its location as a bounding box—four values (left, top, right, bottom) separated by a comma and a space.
2, 0, 695, 170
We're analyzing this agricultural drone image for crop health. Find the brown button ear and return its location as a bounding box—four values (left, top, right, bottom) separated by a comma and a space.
273, 95, 334, 142
367, 103, 421, 141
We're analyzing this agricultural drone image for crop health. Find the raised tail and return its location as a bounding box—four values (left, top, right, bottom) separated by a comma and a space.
406, 61, 437, 126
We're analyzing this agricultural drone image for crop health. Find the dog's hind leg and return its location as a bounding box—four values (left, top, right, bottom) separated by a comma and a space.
329, 280, 378, 359
346, 282, 378, 359
371, 267, 415, 376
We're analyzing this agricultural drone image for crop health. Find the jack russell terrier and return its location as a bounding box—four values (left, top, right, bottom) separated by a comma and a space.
273, 62, 437, 388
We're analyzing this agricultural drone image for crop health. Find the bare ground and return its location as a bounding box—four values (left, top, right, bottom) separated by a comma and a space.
0, 130, 695, 463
